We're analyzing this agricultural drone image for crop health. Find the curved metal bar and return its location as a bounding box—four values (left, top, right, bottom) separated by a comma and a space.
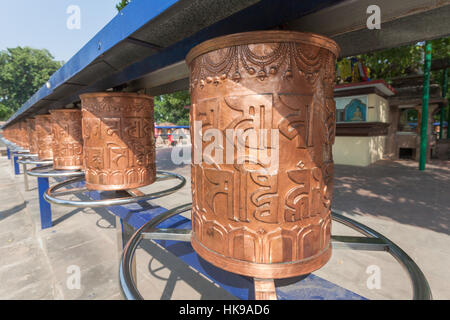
27, 164, 85, 178
17, 159, 52, 166
44, 171, 187, 208
2, 144, 26, 153
19, 153, 38, 158
331, 209, 432, 300
9, 148, 27, 153
119, 203, 193, 300
118, 207, 432, 300
12, 150, 30, 155
0, 138, 29, 154
0, 137, 19, 149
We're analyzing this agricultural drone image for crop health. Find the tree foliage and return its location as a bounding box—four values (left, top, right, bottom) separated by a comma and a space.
344, 37, 450, 120
0, 47, 62, 120
154, 91, 190, 125
116, 0, 130, 12
358, 37, 450, 96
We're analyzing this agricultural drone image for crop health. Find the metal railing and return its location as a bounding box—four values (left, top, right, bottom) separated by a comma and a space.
119, 207, 432, 300
44, 171, 186, 208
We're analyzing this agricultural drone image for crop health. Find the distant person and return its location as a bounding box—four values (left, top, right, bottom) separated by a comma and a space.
168, 133, 176, 146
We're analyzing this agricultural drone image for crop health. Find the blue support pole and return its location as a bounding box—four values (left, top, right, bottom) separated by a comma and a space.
7, 148, 11, 160
37, 177, 52, 229
13, 155, 20, 175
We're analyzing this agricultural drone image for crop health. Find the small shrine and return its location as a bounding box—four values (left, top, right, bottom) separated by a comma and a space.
387, 74, 447, 161
333, 80, 396, 166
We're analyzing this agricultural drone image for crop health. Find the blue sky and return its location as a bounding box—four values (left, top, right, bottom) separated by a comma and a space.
0, 0, 119, 63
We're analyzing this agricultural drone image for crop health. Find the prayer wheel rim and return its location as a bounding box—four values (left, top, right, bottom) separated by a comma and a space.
191, 233, 332, 279
186, 30, 340, 65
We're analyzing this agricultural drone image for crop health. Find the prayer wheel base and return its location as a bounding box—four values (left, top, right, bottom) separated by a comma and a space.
55, 166, 83, 171
85, 178, 156, 192
191, 233, 332, 279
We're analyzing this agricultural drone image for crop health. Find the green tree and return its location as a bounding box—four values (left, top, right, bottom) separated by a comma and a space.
0, 47, 62, 120
154, 91, 190, 125
341, 37, 450, 121
358, 37, 449, 93
116, 0, 130, 12
0, 104, 11, 120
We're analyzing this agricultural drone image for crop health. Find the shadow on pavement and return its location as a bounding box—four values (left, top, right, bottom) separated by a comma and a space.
0, 201, 27, 222
333, 159, 450, 235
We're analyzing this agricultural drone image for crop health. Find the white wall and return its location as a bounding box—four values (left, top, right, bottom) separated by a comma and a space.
333, 136, 386, 166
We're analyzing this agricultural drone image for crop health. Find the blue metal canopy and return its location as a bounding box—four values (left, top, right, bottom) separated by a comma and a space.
4, 0, 179, 126
4, 0, 341, 127
3, 0, 449, 128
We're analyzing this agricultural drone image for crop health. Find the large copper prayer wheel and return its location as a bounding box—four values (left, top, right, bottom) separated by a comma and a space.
80, 92, 156, 191
35, 115, 54, 160
186, 31, 339, 279
13, 122, 19, 145
19, 121, 29, 149
11, 120, 28, 149
26, 118, 38, 155
50, 109, 83, 170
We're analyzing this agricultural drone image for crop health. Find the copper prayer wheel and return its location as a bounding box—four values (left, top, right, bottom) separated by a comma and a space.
19, 121, 29, 149
80, 92, 156, 191
26, 118, 38, 155
186, 31, 339, 279
3, 127, 10, 142
9, 126, 14, 142
50, 109, 83, 170
15, 123, 20, 146
13, 123, 19, 145
13, 122, 19, 146
12, 121, 27, 149
23, 121, 29, 149
35, 115, 54, 160
12, 124, 18, 146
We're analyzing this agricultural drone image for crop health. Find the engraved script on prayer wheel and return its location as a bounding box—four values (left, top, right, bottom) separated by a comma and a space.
186, 31, 339, 279
35, 115, 54, 160
80, 92, 156, 191
50, 109, 83, 170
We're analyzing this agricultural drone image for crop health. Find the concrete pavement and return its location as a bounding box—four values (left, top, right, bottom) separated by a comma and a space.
0, 147, 449, 299
0, 149, 233, 300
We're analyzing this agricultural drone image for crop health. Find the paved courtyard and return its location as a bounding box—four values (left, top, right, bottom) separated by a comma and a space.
0, 148, 449, 300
